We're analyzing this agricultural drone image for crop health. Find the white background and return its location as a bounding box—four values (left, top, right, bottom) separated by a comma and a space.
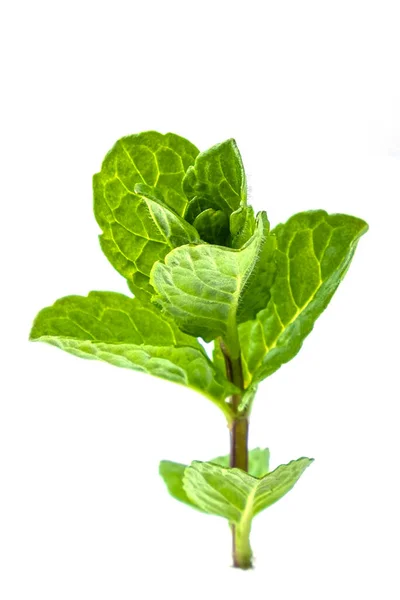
1, 1, 399, 598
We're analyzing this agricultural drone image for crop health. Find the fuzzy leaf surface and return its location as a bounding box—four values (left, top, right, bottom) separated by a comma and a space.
230, 204, 256, 248
93, 131, 199, 300
239, 211, 368, 387
183, 138, 246, 216
237, 229, 277, 323
30, 292, 237, 406
151, 213, 271, 345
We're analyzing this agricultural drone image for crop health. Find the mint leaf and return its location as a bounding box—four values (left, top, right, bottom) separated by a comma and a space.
159, 448, 270, 510
183, 138, 246, 214
30, 292, 237, 409
192, 208, 230, 245
184, 195, 224, 224
236, 228, 277, 323
182, 139, 247, 246
159, 461, 199, 510
183, 457, 313, 523
93, 132, 200, 301
150, 213, 270, 346
239, 211, 368, 387
230, 204, 256, 249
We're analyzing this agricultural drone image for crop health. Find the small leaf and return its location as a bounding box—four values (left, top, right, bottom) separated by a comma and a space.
183, 457, 313, 524
193, 208, 230, 245
237, 229, 277, 323
184, 195, 223, 225
93, 131, 200, 301
183, 139, 248, 248
230, 204, 256, 248
239, 211, 368, 387
159, 448, 270, 510
151, 213, 271, 345
183, 138, 246, 216
30, 292, 237, 409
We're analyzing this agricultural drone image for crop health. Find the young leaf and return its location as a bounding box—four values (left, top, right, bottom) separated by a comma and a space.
29, 292, 237, 410
239, 211, 368, 387
93, 132, 200, 301
183, 457, 313, 523
183, 138, 246, 216
184, 195, 224, 224
236, 230, 277, 323
230, 204, 256, 249
159, 448, 270, 510
192, 208, 230, 245
150, 212, 271, 347
183, 139, 247, 247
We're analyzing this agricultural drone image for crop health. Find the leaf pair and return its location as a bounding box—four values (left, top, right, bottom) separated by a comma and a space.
160, 450, 313, 533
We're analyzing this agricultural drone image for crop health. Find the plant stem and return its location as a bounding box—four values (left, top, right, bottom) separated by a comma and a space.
230, 414, 252, 569
220, 340, 253, 569
232, 520, 253, 570
230, 415, 248, 470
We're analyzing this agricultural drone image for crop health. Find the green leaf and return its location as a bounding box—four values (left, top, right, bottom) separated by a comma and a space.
159, 448, 270, 511
182, 139, 248, 248
93, 131, 200, 301
150, 212, 271, 346
183, 138, 246, 216
237, 228, 277, 323
29, 292, 238, 409
184, 195, 223, 225
228, 205, 275, 324
239, 211, 368, 387
183, 457, 313, 524
159, 461, 199, 510
192, 208, 230, 245
230, 204, 256, 249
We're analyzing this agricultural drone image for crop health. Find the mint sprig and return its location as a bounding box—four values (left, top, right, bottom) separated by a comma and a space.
30, 131, 368, 569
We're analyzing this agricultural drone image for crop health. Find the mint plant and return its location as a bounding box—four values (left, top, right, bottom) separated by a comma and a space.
30, 131, 368, 569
